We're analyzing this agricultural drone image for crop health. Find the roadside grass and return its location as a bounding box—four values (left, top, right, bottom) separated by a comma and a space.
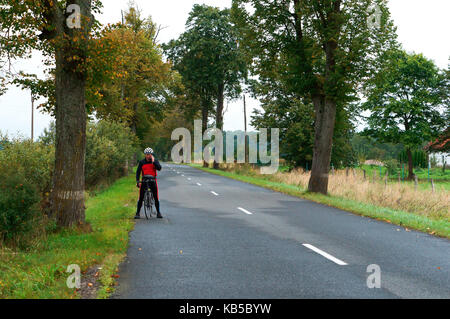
187, 163, 449, 239
279, 164, 449, 191
358, 164, 450, 184
0, 173, 137, 299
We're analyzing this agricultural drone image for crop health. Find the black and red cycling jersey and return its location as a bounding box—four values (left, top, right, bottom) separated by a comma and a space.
136, 157, 162, 182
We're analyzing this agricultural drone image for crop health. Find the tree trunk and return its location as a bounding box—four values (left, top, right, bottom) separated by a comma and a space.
442, 155, 446, 173
244, 95, 249, 164
213, 83, 224, 169
308, 95, 337, 195
307, 12, 339, 195
407, 148, 414, 180
202, 101, 209, 168
50, 0, 92, 228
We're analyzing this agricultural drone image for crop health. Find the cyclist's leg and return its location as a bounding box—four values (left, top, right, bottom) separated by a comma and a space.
136, 183, 146, 216
149, 180, 161, 215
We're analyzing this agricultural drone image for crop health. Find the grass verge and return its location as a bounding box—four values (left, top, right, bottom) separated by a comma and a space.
188, 163, 449, 239
0, 173, 137, 299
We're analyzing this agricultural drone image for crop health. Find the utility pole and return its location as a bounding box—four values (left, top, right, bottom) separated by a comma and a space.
244, 94, 248, 163
31, 92, 34, 141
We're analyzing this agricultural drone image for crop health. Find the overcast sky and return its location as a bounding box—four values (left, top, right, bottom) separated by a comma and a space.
0, 0, 449, 140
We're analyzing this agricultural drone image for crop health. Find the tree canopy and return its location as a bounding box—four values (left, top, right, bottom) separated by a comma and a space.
232, 0, 397, 193
362, 49, 448, 179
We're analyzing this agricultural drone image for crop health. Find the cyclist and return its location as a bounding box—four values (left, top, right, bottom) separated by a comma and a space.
135, 147, 163, 219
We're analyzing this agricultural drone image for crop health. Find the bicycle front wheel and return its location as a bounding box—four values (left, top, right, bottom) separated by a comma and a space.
149, 192, 155, 217
143, 191, 151, 220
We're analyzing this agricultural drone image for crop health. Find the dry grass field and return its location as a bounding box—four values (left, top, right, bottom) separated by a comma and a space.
219, 164, 449, 222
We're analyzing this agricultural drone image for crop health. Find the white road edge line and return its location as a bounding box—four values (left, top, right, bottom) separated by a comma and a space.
237, 207, 253, 215
302, 244, 348, 266
211, 191, 219, 196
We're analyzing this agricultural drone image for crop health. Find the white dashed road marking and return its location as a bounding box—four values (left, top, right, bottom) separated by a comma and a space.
302, 244, 348, 266
237, 207, 253, 215
211, 191, 219, 196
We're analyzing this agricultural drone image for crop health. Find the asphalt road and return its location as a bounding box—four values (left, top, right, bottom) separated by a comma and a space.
112, 163, 450, 299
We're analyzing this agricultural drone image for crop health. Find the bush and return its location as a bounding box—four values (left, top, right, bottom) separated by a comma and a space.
85, 121, 138, 188
383, 159, 400, 175
0, 121, 137, 247
0, 172, 41, 245
0, 136, 54, 208
39, 120, 139, 189
0, 134, 54, 248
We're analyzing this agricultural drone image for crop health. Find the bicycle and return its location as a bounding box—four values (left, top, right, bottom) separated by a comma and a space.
139, 175, 156, 219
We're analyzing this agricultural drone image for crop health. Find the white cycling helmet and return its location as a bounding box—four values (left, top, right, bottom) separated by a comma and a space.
144, 147, 154, 155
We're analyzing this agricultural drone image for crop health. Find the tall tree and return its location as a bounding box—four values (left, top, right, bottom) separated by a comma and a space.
1, 0, 103, 227
164, 4, 247, 168
232, 0, 397, 194
362, 49, 448, 180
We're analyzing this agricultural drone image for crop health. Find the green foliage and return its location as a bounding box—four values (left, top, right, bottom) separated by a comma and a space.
142, 104, 195, 161
90, 5, 175, 135
0, 121, 137, 248
38, 121, 56, 146
85, 121, 138, 187
331, 110, 358, 168
252, 97, 314, 167
163, 4, 247, 124
232, 0, 398, 104
232, 0, 397, 188
252, 97, 356, 168
362, 49, 448, 177
0, 172, 137, 298
0, 136, 53, 247
351, 133, 404, 163
383, 158, 400, 175
0, 135, 54, 200
363, 49, 448, 150
0, 0, 104, 96
39, 120, 139, 188
398, 149, 428, 168
0, 173, 40, 245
